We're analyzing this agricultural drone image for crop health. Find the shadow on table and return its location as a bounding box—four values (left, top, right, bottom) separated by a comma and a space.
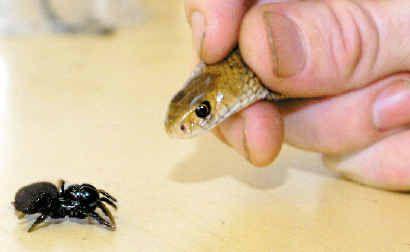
169, 136, 287, 190
16, 217, 116, 251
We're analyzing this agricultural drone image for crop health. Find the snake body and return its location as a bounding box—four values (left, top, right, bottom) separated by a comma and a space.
165, 49, 286, 138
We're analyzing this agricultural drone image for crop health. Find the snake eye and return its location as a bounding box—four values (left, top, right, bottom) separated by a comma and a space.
195, 101, 211, 118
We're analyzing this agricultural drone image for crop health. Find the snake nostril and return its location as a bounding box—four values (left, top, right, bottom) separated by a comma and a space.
180, 124, 186, 132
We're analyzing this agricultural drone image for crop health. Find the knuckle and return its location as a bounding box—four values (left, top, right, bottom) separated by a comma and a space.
325, 0, 380, 87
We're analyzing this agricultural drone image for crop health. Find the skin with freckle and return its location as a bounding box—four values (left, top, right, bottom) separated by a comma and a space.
165, 49, 286, 138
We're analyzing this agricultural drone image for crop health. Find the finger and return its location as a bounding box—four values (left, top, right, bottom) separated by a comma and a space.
185, 0, 255, 63
280, 75, 410, 155
215, 101, 283, 167
240, 0, 410, 96
323, 130, 410, 191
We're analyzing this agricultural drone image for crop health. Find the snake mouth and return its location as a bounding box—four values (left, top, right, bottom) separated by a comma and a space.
166, 122, 210, 139
165, 122, 192, 139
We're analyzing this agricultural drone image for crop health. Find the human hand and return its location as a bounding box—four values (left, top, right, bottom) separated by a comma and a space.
185, 0, 410, 191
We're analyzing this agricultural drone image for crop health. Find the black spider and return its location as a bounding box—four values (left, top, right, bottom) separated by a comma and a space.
12, 180, 117, 232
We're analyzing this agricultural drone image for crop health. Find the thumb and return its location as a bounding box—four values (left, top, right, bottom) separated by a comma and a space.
240, 0, 410, 97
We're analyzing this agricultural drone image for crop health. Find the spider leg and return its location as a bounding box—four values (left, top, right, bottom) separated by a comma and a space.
89, 212, 115, 231
97, 202, 116, 228
98, 189, 117, 202
100, 197, 117, 209
28, 214, 48, 232
57, 179, 65, 193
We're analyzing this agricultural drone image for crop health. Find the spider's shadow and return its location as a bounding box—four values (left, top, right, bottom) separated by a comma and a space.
16, 216, 115, 251
16, 208, 113, 232
169, 136, 287, 190
18, 215, 88, 232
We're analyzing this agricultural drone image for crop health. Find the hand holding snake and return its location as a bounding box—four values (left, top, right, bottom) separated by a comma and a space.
166, 0, 410, 191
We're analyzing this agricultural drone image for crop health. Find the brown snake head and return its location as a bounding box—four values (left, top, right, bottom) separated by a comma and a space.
165, 49, 279, 138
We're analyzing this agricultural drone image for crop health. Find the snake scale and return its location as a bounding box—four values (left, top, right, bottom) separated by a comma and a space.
165, 48, 287, 138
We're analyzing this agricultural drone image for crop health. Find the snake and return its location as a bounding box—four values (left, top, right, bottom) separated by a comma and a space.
164, 48, 287, 138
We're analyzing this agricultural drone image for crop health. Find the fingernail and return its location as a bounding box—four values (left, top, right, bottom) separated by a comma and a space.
242, 126, 252, 163
373, 80, 410, 130
263, 12, 306, 78
190, 12, 205, 58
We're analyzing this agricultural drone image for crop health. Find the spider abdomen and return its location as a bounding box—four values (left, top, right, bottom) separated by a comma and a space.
14, 182, 58, 214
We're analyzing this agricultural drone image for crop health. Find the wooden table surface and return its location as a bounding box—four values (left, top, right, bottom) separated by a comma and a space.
1, 1, 410, 251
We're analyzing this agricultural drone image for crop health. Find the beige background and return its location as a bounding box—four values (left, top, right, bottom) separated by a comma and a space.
1, 1, 410, 251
